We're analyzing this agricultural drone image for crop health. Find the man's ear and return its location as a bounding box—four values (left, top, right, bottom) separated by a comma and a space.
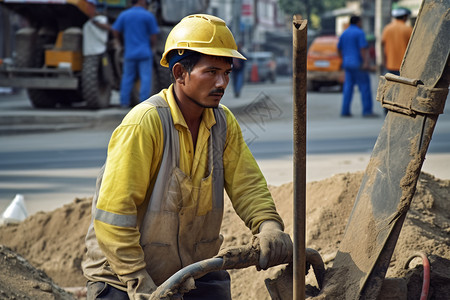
172, 63, 186, 85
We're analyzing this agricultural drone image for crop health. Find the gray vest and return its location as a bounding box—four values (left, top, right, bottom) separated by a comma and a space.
83, 95, 228, 287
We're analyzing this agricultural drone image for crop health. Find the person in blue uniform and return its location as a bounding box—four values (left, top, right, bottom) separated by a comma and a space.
112, 0, 160, 107
338, 15, 377, 118
232, 43, 246, 98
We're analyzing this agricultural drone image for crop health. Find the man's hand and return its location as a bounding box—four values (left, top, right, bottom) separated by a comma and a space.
255, 220, 293, 270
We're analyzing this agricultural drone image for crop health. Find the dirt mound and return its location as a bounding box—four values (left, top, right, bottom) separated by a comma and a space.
0, 198, 92, 287
223, 172, 450, 299
0, 172, 449, 299
0, 245, 75, 299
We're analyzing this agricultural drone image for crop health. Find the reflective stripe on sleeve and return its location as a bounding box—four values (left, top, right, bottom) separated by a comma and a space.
94, 208, 137, 228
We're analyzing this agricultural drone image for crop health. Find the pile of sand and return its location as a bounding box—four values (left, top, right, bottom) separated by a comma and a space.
0, 244, 75, 299
0, 171, 449, 299
223, 172, 450, 299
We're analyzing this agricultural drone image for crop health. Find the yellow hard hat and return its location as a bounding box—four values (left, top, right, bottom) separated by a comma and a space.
160, 14, 246, 68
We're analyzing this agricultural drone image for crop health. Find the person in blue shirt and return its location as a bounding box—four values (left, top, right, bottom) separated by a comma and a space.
338, 15, 377, 118
112, 0, 160, 108
232, 43, 246, 98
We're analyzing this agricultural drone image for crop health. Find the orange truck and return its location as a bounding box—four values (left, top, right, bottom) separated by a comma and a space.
306, 35, 344, 91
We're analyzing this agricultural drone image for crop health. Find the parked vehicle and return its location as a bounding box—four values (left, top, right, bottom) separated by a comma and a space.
275, 56, 292, 76
245, 51, 276, 83
306, 35, 344, 91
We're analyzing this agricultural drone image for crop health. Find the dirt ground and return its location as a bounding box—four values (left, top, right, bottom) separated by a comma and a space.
0, 171, 449, 299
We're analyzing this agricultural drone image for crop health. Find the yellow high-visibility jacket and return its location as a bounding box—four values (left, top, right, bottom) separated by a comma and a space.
83, 85, 283, 290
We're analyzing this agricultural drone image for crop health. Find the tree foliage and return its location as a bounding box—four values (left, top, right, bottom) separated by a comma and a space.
278, 0, 307, 16
279, 0, 347, 28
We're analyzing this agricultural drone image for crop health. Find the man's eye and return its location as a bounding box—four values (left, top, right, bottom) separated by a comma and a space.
225, 71, 231, 75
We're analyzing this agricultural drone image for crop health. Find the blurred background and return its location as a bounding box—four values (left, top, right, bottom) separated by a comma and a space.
0, 0, 421, 100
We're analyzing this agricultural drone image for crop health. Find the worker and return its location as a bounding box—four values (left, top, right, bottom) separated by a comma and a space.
232, 42, 246, 98
82, 14, 293, 300
381, 7, 413, 76
338, 15, 377, 118
85, 0, 97, 19
112, 0, 159, 108
82, 0, 111, 57
84, 0, 111, 31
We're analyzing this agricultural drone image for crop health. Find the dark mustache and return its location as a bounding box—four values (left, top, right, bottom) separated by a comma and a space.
209, 88, 225, 95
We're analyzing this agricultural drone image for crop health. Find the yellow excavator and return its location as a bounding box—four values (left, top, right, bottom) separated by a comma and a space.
0, 0, 209, 108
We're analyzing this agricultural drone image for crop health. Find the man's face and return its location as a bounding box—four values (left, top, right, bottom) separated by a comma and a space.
181, 55, 232, 108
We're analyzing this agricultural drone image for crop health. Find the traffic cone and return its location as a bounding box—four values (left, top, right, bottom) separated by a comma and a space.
250, 63, 259, 82
1, 194, 28, 224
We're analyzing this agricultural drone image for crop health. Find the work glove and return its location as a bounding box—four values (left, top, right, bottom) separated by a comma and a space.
118, 269, 157, 300
255, 220, 293, 271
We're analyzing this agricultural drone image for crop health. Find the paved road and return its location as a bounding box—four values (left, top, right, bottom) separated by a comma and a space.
224, 75, 450, 186
0, 75, 449, 216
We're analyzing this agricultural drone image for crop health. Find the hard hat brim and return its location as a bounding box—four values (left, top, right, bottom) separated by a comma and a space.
160, 47, 246, 68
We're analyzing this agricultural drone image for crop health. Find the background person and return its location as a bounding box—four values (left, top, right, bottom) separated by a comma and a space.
381, 7, 413, 76
82, 14, 293, 300
112, 0, 159, 108
82, 0, 111, 57
232, 42, 246, 98
338, 15, 377, 118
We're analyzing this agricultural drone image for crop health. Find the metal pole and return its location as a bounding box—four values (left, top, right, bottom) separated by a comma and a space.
292, 16, 307, 300
375, 0, 393, 74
